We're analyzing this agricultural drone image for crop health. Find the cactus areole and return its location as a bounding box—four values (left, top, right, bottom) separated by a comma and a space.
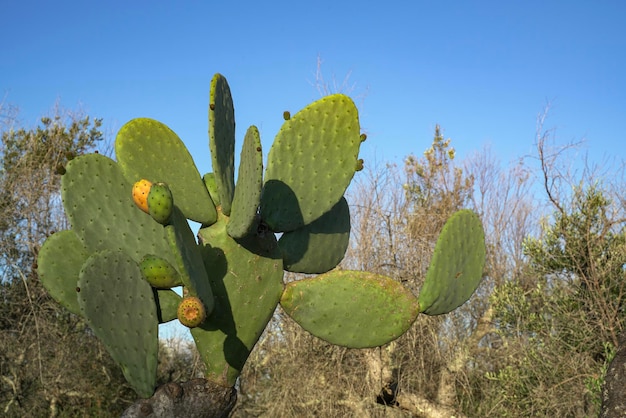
36, 73, 486, 415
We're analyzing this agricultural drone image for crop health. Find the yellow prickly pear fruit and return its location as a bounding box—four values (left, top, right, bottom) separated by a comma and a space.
132, 179, 153, 214
177, 296, 206, 328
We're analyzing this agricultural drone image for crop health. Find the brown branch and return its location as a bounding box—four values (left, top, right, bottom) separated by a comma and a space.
121, 379, 236, 418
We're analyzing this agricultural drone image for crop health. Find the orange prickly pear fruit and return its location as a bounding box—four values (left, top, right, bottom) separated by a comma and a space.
177, 296, 206, 328
132, 179, 153, 214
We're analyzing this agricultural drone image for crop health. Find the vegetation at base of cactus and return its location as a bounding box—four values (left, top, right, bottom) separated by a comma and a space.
147, 182, 174, 225
132, 178, 152, 214
177, 296, 207, 328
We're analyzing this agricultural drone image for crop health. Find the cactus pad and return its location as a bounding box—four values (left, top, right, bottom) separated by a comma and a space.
61, 154, 176, 267
260, 94, 362, 232
155, 289, 182, 323
418, 209, 486, 315
77, 250, 158, 398
227, 125, 263, 239
116, 118, 217, 225
193, 213, 284, 386
279, 197, 350, 273
280, 270, 419, 348
203, 173, 221, 208
164, 207, 215, 316
38, 230, 89, 316
209, 73, 236, 215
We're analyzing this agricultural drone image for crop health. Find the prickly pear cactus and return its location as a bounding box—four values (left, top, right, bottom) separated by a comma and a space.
37, 72, 486, 400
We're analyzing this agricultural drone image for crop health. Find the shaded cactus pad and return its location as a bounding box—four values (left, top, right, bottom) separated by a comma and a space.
38, 230, 89, 316
278, 196, 351, 274
77, 250, 158, 398
418, 209, 486, 315
280, 270, 420, 348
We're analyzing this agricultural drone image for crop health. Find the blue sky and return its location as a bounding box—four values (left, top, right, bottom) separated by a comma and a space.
2, 0, 625, 174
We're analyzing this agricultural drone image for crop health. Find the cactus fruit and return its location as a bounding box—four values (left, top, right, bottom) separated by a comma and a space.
36, 72, 486, 402
132, 179, 152, 214
177, 296, 207, 328
140, 255, 182, 289
147, 182, 174, 225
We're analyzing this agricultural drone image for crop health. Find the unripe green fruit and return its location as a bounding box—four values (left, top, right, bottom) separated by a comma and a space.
139, 255, 182, 289
177, 296, 206, 328
147, 182, 173, 225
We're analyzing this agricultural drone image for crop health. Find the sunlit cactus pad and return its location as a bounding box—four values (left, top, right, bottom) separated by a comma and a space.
280, 270, 420, 348
418, 209, 486, 315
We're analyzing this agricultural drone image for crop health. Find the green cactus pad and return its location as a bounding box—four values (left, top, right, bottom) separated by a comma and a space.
203, 173, 220, 208
140, 255, 182, 289
115, 118, 217, 225
61, 154, 176, 267
164, 207, 215, 316
227, 125, 263, 239
280, 270, 419, 348
155, 289, 182, 323
418, 209, 486, 315
209, 73, 236, 215
260, 94, 362, 232
193, 213, 284, 386
38, 230, 89, 316
147, 182, 174, 225
279, 197, 350, 273
77, 250, 158, 398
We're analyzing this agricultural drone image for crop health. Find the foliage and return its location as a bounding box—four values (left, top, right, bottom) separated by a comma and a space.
472, 183, 626, 416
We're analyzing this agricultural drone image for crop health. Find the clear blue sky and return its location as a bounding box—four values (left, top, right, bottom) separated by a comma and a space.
2, 0, 625, 173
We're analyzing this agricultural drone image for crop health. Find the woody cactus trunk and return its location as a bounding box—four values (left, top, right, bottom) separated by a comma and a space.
37, 73, 486, 417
